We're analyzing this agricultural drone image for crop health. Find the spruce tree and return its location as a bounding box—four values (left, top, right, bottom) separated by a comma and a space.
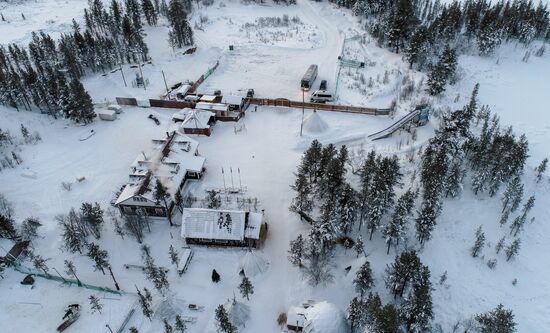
509, 196, 535, 236
212, 269, 220, 283
354, 260, 374, 297
288, 234, 304, 267
20, 217, 42, 241
87, 242, 109, 274
136, 286, 154, 321
167, 0, 194, 48
214, 304, 236, 333
348, 297, 366, 333
89, 295, 103, 314
169, 244, 179, 269
67, 78, 95, 124
471, 226, 486, 258
400, 265, 433, 332
163, 318, 173, 333
174, 315, 187, 332
154, 179, 173, 226
142, 0, 158, 26
383, 189, 416, 254
501, 177, 523, 213
535, 158, 547, 182
505, 239, 521, 261
475, 304, 517, 333
238, 275, 254, 300
64, 259, 82, 286
385, 250, 421, 299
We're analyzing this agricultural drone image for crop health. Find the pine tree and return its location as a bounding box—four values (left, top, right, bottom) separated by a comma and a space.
67, 78, 95, 124
535, 158, 547, 182
154, 179, 173, 226
290, 171, 313, 214
212, 269, 220, 283
129, 327, 139, 333
475, 304, 517, 333
509, 196, 535, 236
142, 0, 158, 26
64, 259, 82, 286
239, 275, 254, 300
214, 304, 237, 333
163, 318, 173, 333
495, 236, 506, 254
169, 244, 179, 269
383, 189, 416, 254
501, 177, 523, 213
505, 239, 521, 261
136, 286, 154, 321
0, 214, 17, 239
444, 161, 464, 197
400, 265, 432, 332
80, 202, 104, 239
385, 250, 421, 299
288, 234, 304, 267
87, 242, 109, 274
348, 297, 366, 333
174, 191, 184, 213
167, 0, 194, 48
471, 226, 486, 258
405, 26, 429, 69
387, 0, 418, 53
20, 217, 42, 241
32, 255, 50, 275
354, 236, 365, 258
174, 314, 187, 332
206, 190, 221, 209
354, 260, 374, 297
89, 295, 103, 314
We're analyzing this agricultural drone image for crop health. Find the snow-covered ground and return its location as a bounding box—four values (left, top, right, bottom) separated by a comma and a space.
1, 0, 550, 332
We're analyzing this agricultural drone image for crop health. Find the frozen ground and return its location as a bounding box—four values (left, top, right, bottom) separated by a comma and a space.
1, 0, 550, 332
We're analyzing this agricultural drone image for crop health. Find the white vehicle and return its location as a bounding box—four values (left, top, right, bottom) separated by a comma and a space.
310, 90, 334, 103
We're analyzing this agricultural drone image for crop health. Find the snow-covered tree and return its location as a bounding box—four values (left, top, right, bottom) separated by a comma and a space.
163, 318, 173, 333
354, 260, 374, 297
509, 196, 535, 237
169, 244, 179, 269
505, 239, 521, 261
20, 217, 42, 241
136, 287, 154, 321
154, 179, 173, 226
501, 177, 523, 213
400, 265, 433, 332
214, 304, 237, 333
348, 296, 366, 333
89, 295, 103, 314
87, 242, 109, 275
174, 315, 187, 332
471, 226, 486, 258
385, 250, 421, 299
239, 275, 254, 300
64, 259, 82, 286
383, 189, 416, 254
288, 234, 304, 267
167, 0, 194, 48
475, 304, 517, 333
535, 158, 548, 182
354, 236, 365, 258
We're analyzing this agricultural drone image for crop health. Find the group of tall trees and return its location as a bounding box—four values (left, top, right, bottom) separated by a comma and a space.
348, 251, 433, 333
344, 0, 550, 95
348, 0, 550, 58
0, 0, 195, 122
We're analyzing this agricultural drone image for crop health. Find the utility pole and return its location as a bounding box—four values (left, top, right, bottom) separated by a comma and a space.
119, 64, 127, 87
162, 70, 169, 95
138, 58, 146, 91
300, 89, 305, 137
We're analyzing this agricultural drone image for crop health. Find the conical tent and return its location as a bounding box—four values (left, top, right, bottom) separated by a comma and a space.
303, 110, 329, 133
237, 250, 270, 277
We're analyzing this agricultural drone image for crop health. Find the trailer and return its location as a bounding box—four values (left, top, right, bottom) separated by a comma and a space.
301, 64, 318, 91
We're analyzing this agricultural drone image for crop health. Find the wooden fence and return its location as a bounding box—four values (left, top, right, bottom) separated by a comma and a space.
116, 96, 391, 116
248, 98, 391, 115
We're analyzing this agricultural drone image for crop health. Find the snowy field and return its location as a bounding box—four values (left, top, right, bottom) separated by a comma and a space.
1, 0, 550, 332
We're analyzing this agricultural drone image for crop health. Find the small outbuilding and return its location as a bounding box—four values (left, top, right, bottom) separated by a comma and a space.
195, 102, 230, 117
287, 301, 349, 333
222, 95, 245, 111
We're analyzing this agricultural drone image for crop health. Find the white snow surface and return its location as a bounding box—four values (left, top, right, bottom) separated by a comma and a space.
0, 0, 550, 332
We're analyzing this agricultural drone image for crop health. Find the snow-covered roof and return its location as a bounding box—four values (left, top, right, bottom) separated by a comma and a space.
195, 102, 228, 112
245, 212, 263, 239
180, 109, 215, 130
172, 108, 194, 121
181, 208, 262, 241
287, 306, 307, 328
222, 95, 244, 106
115, 132, 205, 206
199, 95, 218, 102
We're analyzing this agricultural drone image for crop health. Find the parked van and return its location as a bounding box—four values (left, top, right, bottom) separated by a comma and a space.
310, 90, 334, 103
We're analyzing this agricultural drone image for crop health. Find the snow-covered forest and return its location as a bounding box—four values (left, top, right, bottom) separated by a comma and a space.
0, 0, 549, 332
